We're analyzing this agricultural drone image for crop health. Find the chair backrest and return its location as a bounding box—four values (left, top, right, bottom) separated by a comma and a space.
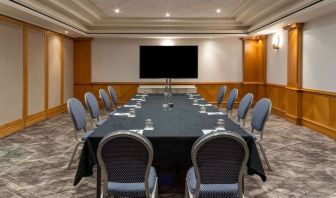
217, 85, 227, 107
237, 93, 254, 121
108, 85, 118, 105
85, 92, 100, 120
191, 131, 249, 198
99, 89, 112, 112
251, 98, 272, 132
67, 98, 87, 131
97, 131, 154, 198
226, 88, 238, 111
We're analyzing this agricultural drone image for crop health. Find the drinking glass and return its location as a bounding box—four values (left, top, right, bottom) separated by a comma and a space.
136, 101, 141, 108
129, 108, 136, 117
145, 119, 154, 130
200, 105, 206, 113
216, 118, 225, 131
193, 99, 198, 105
141, 95, 146, 101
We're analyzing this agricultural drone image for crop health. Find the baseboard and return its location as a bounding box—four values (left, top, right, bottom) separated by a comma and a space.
47, 105, 67, 118
0, 119, 25, 138
271, 107, 286, 117
26, 111, 47, 127
302, 118, 336, 139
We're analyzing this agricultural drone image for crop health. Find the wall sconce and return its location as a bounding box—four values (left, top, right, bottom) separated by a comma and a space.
272, 34, 280, 49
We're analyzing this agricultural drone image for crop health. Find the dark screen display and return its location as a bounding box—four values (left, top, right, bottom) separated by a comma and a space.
140, 46, 198, 78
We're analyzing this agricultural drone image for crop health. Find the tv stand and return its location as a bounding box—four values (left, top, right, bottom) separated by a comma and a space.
138, 85, 197, 94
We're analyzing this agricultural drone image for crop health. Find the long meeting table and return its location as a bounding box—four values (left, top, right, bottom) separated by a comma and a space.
74, 94, 266, 197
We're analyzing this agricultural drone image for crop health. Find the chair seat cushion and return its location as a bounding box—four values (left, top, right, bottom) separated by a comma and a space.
108, 166, 156, 197
186, 167, 239, 198
95, 119, 106, 127
81, 130, 94, 141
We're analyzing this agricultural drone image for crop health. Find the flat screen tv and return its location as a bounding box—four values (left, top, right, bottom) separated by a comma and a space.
140, 46, 198, 78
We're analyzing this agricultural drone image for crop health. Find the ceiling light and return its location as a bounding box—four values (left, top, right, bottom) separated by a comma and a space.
114, 8, 120, 14
64, 30, 69, 34
166, 12, 170, 17
216, 9, 221, 14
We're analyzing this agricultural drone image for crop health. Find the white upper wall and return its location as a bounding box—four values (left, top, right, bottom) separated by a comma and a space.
267, 29, 288, 85
303, 12, 336, 92
92, 38, 242, 82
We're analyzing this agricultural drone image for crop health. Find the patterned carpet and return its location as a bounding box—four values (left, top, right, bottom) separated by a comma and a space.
0, 111, 335, 198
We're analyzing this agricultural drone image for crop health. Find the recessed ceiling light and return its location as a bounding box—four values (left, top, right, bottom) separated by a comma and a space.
114, 8, 120, 14
216, 9, 221, 14
64, 30, 69, 34
166, 12, 170, 17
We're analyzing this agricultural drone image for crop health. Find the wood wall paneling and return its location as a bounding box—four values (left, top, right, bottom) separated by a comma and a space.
284, 23, 303, 88
242, 37, 267, 83
0, 15, 73, 138
0, 19, 24, 126
74, 38, 92, 84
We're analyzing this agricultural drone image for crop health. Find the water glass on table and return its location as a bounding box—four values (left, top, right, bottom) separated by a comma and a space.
199, 105, 206, 113
136, 101, 142, 108
145, 119, 154, 130
129, 108, 136, 117
216, 118, 225, 131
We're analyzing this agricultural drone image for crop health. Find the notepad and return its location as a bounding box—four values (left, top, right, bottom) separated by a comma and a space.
129, 129, 144, 135
131, 98, 145, 101
124, 105, 138, 108
113, 112, 130, 116
207, 112, 225, 115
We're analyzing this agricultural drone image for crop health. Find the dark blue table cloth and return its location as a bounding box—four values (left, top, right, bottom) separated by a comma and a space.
74, 94, 266, 185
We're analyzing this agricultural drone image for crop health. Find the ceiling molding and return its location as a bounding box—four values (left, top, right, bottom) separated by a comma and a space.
1, 0, 333, 38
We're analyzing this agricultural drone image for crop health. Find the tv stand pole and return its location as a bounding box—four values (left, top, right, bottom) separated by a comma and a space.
164, 78, 172, 95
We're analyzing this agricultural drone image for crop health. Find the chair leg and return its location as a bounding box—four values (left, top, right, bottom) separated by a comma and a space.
184, 182, 189, 198
151, 177, 159, 198
68, 142, 80, 169
258, 142, 272, 171
242, 119, 246, 128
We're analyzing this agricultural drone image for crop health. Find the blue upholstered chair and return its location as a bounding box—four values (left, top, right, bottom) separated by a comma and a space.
99, 89, 115, 117
217, 86, 227, 108
185, 131, 249, 198
237, 93, 254, 127
67, 98, 94, 169
97, 131, 158, 198
226, 88, 238, 117
84, 92, 106, 128
108, 85, 119, 110
250, 98, 272, 171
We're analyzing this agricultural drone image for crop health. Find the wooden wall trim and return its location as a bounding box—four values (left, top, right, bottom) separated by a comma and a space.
61, 37, 65, 105
266, 83, 336, 139
0, 119, 25, 138
85, 82, 244, 85
26, 111, 47, 127
302, 118, 336, 139
44, 31, 49, 113
23, 24, 28, 120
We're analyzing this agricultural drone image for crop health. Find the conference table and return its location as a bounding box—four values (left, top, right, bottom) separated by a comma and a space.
74, 94, 266, 197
